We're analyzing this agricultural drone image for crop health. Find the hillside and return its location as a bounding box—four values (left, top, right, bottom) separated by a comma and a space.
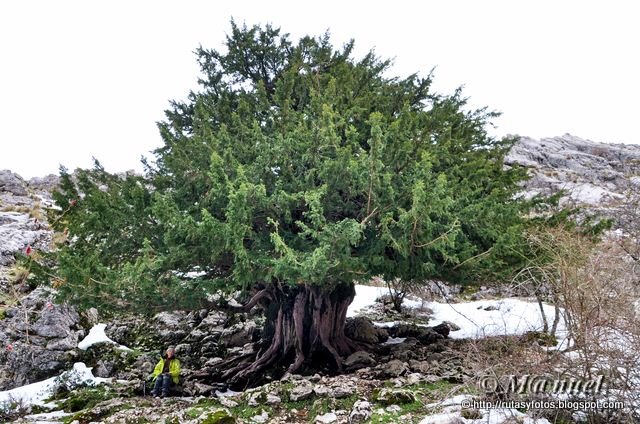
1, 135, 639, 423
506, 134, 640, 216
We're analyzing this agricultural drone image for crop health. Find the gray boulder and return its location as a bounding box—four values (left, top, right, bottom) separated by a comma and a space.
151, 311, 191, 344
219, 320, 257, 348
0, 170, 28, 196
289, 379, 314, 401
0, 288, 86, 389
374, 359, 408, 378
343, 350, 376, 371
0, 211, 51, 266
344, 317, 388, 344
27, 174, 60, 193
505, 135, 640, 222
349, 400, 372, 423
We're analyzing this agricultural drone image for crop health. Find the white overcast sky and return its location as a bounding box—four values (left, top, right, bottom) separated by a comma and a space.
1, 0, 638, 178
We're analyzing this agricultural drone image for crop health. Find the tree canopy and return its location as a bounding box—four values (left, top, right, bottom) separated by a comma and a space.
49, 21, 531, 314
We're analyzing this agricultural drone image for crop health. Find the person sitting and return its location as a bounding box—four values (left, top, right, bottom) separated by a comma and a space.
149, 346, 181, 397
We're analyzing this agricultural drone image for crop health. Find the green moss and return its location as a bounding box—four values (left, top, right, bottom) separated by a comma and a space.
201, 408, 237, 424
57, 386, 116, 413
369, 381, 464, 423
196, 398, 222, 408
28, 404, 51, 415
229, 405, 272, 420
306, 393, 359, 418
185, 408, 201, 419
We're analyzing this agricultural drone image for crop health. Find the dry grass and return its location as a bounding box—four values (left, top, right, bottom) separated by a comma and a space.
28, 201, 44, 221
472, 227, 640, 421
0, 205, 30, 213
8, 265, 30, 285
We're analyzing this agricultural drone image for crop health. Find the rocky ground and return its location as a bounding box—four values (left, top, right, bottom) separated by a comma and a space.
4, 285, 557, 424
505, 134, 640, 222
1, 134, 639, 423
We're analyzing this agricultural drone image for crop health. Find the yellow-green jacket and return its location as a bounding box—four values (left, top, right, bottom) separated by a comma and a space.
152, 357, 181, 384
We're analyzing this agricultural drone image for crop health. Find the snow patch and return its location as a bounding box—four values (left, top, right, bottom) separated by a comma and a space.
78, 323, 131, 351
0, 363, 109, 407
351, 285, 568, 346
421, 394, 552, 424
23, 409, 72, 421
426, 298, 566, 340
347, 285, 387, 317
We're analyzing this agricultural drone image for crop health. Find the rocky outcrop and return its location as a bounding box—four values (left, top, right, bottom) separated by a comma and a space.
344, 317, 388, 344
0, 170, 28, 196
0, 288, 86, 390
505, 134, 640, 209
27, 174, 60, 194
0, 170, 54, 271
0, 212, 51, 267
219, 319, 258, 348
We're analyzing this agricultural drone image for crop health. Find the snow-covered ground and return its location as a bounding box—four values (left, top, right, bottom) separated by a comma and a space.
23, 409, 72, 422
350, 284, 567, 343
1, 284, 570, 422
0, 325, 122, 410
426, 298, 566, 340
78, 323, 131, 351
0, 363, 108, 407
347, 284, 388, 317
419, 394, 552, 424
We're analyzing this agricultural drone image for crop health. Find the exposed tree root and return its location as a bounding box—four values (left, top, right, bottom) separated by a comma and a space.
217, 282, 358, 388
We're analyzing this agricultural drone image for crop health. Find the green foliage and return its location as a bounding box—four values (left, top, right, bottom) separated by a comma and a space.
47, 21, 537, 314
56, 385, 116, 413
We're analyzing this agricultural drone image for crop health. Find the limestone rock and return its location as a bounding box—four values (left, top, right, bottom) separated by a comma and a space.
374, 388, 416, 405
375, 359, 408, 378
289, 379, 314, 401
0, 288, 84, 389
219, 320, 257, 348
251, 410, 269, 423
27, 174, 60, 193
0, 170, 28, 196
345, 316, 388, 344
152, 311, 191, 344
266, 393, 281, 405
349, 400, 372, 423
315, 412, 338, 423
344, 350, 376, 370
505, 134, 640, 222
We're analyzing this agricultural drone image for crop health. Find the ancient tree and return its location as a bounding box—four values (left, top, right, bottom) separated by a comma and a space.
49, 22, 531, 386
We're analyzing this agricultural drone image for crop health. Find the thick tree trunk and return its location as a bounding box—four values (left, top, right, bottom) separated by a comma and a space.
218, 282, 357, 388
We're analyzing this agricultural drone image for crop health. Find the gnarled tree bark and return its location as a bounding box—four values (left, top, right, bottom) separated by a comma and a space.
218, 282, 358, 389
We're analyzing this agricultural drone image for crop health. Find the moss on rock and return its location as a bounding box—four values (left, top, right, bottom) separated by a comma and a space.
201, 408, 236, 424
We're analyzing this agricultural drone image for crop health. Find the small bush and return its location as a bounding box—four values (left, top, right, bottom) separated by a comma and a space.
57, 386, 115, 413
0, 397, 31, 422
